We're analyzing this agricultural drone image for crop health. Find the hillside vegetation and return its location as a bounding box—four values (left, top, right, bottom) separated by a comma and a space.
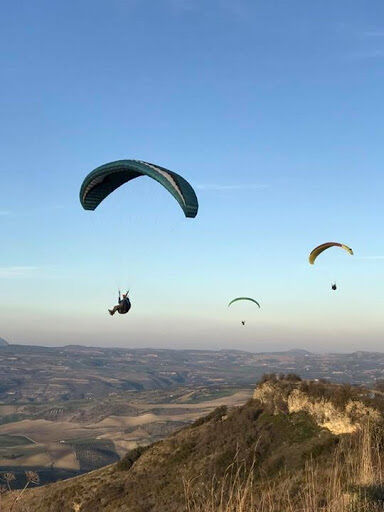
2, 376, 384, 511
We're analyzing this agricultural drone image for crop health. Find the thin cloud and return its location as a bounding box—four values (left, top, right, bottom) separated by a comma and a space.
355, 256, 384, 261
196, 183, 268, 191
168, 0, 196, 11
167, 0, 250, 18
351, 49, 384, 59
0, 206, 64, 218
0, 266, 40, 278
217, 0, 250, 21
363, 31, 384, 38
344, 27, 384, 59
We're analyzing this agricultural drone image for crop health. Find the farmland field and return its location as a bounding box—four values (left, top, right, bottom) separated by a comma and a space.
0, 434, 33, 447
0, 344, 383, 487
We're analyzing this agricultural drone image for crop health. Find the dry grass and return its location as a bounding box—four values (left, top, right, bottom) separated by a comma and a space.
0, 471, 39, 512
1, 383, 383, 512
184, 425, 384, 512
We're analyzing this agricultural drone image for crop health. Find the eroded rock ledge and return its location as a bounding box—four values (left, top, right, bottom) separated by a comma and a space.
253, 380, 381, 434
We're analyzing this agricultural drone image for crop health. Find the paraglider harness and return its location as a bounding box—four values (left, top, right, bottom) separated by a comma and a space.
118, 290, 131, 314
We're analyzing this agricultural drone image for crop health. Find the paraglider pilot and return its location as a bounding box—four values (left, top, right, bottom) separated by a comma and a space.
108, 290, 131, 316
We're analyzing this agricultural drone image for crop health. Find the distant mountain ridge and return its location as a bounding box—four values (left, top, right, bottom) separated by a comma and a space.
0, 345, 383, 406
287, 348, 312, 355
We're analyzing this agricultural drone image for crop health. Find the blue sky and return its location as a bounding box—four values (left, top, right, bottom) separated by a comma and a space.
1, 0, 384, 352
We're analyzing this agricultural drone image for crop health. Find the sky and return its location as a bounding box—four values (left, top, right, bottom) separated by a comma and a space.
1, 0, 384, 352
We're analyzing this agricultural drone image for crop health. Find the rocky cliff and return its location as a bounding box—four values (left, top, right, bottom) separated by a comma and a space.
253, 378, 381, 434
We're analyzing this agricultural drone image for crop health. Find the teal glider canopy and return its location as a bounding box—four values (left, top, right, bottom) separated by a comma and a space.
228, 297, 261, 308
80, 160, 198, 218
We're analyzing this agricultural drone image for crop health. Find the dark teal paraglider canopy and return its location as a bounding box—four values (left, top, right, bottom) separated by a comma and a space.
80, 160, 198, 218
228, 297, 261, 308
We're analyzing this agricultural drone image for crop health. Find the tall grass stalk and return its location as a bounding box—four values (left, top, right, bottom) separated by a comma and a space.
184, 425, 384, 512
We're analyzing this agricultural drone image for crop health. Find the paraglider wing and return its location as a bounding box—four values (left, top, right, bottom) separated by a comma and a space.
228, 297, 261, 308
80, 160, 198, 218
308, 242, 353, 265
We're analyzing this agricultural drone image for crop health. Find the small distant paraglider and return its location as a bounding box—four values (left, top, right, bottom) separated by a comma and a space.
228, 297, 260, 326
228, 297, 261, 308
309, 242, 353, 265
309, 242, 353, 291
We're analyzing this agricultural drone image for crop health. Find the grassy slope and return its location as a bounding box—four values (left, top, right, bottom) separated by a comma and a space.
4, 399, 338, 511
4, 379, 384, 512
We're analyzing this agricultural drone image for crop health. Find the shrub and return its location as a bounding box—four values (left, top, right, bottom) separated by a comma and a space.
192, 405, 228, 428
285, 373, 302, 382
374, 379, 384, 392
259, 373, 278, 384
116, 446, 149, 471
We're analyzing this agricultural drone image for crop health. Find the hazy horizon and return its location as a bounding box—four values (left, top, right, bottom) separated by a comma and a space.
2, 336, 383, 356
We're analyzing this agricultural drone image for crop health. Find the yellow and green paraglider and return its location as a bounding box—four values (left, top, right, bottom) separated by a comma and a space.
309, 242, 353, 265
228, 297, 260, 326
309, 242, 353, 291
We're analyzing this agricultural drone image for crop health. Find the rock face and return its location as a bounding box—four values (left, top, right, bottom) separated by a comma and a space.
253, 380, 381, 435
0, 337, 9, 346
